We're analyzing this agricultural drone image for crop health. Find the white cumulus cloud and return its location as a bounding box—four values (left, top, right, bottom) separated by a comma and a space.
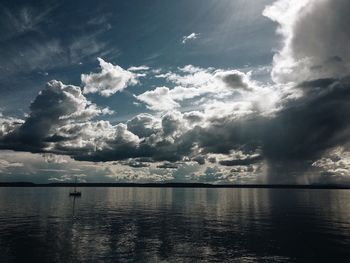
82, 57, 138, 97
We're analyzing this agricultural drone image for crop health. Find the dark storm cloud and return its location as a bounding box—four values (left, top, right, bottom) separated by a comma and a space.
264, 77, 350, 161
291, 0, 350, 78
189, 76, 350, 181
264, 0, 350, 83
263, 78, 350, 180
219, 155, 263, 166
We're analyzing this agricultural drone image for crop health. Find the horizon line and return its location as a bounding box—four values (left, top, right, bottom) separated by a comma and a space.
1, 182, 350, 189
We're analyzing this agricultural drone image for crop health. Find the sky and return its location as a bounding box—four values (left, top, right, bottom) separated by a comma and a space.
0, 0, 349, 184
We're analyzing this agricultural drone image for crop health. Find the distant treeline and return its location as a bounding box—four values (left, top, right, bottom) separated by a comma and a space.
0, 182, 350, 189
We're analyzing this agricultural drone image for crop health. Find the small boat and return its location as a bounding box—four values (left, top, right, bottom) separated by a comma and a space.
69, 191, 81, 197
69, 176, 82, 197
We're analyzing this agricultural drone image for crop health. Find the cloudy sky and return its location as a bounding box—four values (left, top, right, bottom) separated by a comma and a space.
0, 0, 349, 184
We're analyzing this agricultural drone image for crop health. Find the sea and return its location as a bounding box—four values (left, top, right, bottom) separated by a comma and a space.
0, 187, 350, 262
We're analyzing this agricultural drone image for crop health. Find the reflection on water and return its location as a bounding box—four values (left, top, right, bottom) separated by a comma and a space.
0, 188, 350, 262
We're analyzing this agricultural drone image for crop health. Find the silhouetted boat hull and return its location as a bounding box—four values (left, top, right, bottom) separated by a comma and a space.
69, 191, 81, 197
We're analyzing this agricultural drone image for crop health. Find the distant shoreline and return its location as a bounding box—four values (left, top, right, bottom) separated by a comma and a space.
0, 182, 350, 189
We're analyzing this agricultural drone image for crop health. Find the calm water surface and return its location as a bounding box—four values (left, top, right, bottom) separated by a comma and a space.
0, 187, 350, 262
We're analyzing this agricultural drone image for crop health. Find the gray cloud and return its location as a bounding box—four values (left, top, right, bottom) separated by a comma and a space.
0, 80, 110, 152
264, 0, 350, 83
121, 160, 150, 168
126, 113, 161, 138
215, 70, 251, 91
0, 114, 23, 137
157, 162, 179, 169
219, 155, 263, 166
